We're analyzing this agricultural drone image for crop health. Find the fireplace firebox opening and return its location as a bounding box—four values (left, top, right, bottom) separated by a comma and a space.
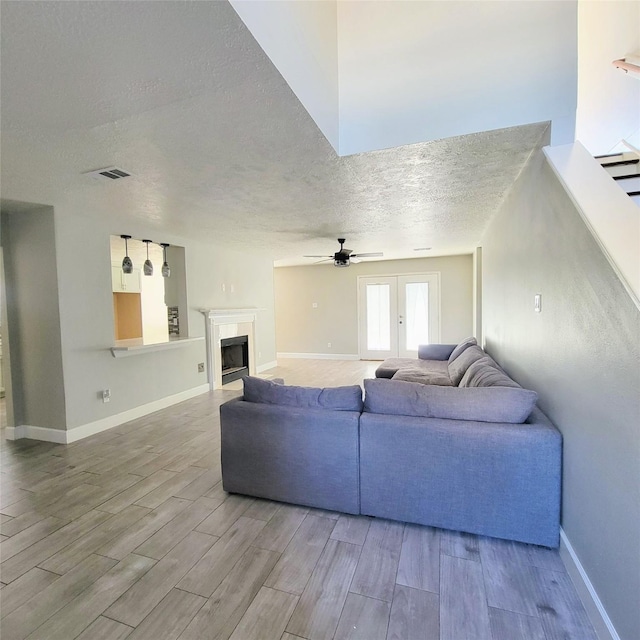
220, 335, 249, 384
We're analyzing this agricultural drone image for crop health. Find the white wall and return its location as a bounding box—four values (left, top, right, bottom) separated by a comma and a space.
232, 1, 578, 157
337, 0, 577, 154
230, 0, 340, 152
274, 255, 472, 356
576, 0, 640, 154
481, 149, 640, 640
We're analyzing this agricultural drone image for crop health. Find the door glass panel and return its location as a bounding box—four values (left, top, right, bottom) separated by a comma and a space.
405, 282, 429, 350
366, 284, 390, 350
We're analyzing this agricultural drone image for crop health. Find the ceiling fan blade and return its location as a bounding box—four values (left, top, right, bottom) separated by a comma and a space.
349, 257, 361, 264
303, 255, 332, 258
350, 252, 383, 258
314, 258, 334, 264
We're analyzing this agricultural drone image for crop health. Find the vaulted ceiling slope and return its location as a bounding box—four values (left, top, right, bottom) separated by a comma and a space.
1, 1, 552, 263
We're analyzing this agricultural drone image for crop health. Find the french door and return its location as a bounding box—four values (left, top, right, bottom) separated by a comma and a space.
358, 273, 440, 360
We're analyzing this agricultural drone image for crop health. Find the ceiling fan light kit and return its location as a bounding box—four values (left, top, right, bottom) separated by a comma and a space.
304, 238, 383, 268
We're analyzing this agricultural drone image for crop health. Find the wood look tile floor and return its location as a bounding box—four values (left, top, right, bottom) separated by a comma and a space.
0, 359, 597, 640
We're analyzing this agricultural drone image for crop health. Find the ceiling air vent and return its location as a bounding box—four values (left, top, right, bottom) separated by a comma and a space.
83, 166, 133, 181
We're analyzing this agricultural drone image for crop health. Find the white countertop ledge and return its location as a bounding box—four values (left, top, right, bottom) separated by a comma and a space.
110, 336, 204, 358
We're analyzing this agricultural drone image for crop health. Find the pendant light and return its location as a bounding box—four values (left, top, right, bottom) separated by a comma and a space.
160, 243, 171, 278
142, 239, 153, 276
121, 235, 133, 274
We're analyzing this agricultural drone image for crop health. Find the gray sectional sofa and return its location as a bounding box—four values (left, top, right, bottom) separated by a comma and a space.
220, 342, 562, 548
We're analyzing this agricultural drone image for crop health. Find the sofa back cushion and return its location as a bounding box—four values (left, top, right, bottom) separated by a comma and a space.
447, 336, 477, 364
459, 358, 521, 389
448, 344, 486, 386
363, 378, 537, 423
243, 376, 363, 412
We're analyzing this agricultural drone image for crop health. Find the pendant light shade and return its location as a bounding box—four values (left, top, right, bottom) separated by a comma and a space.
142, 239, 153, 276
160, 243, 171, 278
121, 235, 133, 274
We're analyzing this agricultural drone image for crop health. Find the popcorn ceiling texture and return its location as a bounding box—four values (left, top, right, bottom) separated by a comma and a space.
1, 1, 549, 262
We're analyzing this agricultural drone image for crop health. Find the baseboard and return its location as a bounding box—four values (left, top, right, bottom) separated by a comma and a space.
5, 384, 210, 445
277, 352, 360, 361
560, 527, 620, 640
5, 425, 67, 443
256, 360, 278, 373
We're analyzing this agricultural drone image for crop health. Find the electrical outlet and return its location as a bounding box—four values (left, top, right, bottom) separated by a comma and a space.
102, 389, 111, 403
327, 342, 332, 348
221, 283, 226, 293
198, 362, 205, 373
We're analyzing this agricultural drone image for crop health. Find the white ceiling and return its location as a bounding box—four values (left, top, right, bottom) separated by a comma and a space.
1, 1, 560, 265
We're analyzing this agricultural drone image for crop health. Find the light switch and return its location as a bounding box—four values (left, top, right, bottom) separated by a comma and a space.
534, 294, 542, 313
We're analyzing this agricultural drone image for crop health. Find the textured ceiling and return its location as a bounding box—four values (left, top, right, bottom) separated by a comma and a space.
0, 1, 550, 265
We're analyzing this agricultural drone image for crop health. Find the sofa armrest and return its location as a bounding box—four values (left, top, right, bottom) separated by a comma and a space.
418, 344, 456, 360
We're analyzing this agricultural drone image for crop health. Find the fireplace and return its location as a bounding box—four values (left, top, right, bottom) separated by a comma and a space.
220, 335, 249, 384
201, 308, 258, 390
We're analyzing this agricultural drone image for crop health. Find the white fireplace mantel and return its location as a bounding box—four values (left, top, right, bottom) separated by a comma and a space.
200, 308, 264, 390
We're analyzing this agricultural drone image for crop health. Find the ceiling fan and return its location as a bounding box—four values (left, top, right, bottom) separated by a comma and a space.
304, 238, 383, 267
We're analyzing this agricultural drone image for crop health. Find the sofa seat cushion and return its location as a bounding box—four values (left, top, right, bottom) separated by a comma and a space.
364, 378, 537, 424
460, 357, 521, 389
375, 358, 419, 379
392, 369, 453, 386
448, 344, 487, 386
243, 376, 363, 411
375, 357, 450, 379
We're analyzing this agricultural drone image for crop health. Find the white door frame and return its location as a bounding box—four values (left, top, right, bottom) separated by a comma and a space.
357, 272, 441, 360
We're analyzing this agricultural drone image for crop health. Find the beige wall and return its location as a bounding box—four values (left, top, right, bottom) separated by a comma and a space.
481, 149, 640, 640
274, 255, 472, 356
